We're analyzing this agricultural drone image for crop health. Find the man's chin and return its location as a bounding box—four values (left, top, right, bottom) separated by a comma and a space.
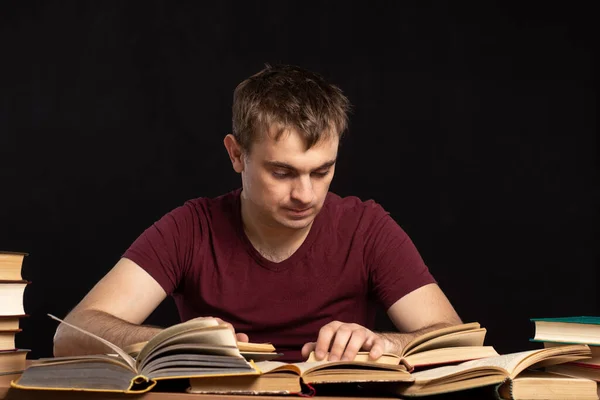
276, 216, 315, 230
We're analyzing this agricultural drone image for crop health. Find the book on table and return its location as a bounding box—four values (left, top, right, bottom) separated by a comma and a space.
188, 351, 412, 395
543, 341, 600, 382
0, 252, 27, 281
385, 321, 499, 368
0, 317, 23, 332
0, 350, 29, 375
0, 282, 27, 316
0, 330, 21, 352
530, 316, 600, 346
388, 344, 592, 397
495, 370, 598, 400
11, 315, 271, 393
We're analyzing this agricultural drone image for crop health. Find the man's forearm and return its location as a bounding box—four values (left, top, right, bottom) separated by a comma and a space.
377, 322, 457, 355
53, 309, 162, 357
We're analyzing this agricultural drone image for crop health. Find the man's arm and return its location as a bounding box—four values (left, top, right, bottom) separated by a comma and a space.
377, 283, 462, 354
53, 257, 167, 357
302, 283, 462, 361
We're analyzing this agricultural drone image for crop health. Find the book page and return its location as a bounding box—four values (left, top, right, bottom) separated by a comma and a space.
293, 360, 408, 375
254, 359, 407, 376
306, 351, 401, 365
237, 342, 276, 352
254, 361, 302, 375
402, 322, 481, 356
407, 329, 487, 355
405, 346, 499, 366
136, 319, 223, 363
125, 339, 269, 357
409, 350, 538, 382
410, 345, 591, 383
458, 349, 536, 371
47, 314, 136, 371
147, 326, 238, 351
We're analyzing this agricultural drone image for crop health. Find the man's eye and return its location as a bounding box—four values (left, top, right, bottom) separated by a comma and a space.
272, 171, 290, 179
311, 170, 330, 178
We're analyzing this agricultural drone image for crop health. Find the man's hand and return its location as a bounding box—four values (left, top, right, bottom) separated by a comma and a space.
301, 321, 394, 362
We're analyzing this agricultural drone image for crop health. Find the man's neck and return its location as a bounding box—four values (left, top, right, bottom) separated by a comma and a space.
240, 195, 312, 263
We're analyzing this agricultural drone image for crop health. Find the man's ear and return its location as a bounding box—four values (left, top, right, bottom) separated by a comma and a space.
224, 134, 245, 173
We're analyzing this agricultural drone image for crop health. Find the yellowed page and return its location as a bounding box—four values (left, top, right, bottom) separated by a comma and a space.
255, 359, 407, 376
136, 319, 229, 364
405, 328, 486, 356
410, 345, 591, 384
306, 351, 401, 365
127, 339, 273, 357
500, 370, 598, 400
147, 325, 238, 351
293, 359, 408, 375
254, 361, 301, 375
237, 342, 275, 352
404, 346, 499, 366
402, 322, 481, 356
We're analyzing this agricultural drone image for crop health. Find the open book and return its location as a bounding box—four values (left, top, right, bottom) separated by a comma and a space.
391, 344, 592, 397
123, 337, 281, 362
11, 315, 269, 393
188, 352, 413, 395
385, 322, 498, 368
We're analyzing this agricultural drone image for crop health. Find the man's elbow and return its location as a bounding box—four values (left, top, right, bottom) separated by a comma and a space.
52, 312, 83, 357
53, 325, 69, 357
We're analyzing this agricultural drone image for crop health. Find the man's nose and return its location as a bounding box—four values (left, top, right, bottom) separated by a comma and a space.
291, 175, 315, 205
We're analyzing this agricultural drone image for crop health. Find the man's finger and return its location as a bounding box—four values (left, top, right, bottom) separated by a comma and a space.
301, 342, 316, 359
327, 325, 355, 361
236, 332, 249, 342
368, 336, 385, 360
314, 322, 341, 360
341, 329, 367, 361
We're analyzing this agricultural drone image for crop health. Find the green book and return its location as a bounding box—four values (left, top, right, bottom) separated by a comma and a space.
530, 317, 600, 325
530, 316, 600, 346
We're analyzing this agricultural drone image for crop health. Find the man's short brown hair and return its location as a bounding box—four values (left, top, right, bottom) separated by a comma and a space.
232, 64, 350, 152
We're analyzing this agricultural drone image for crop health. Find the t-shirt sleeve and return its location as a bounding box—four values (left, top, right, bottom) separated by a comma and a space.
122, 202, 198, 295
363, 204, 436, 310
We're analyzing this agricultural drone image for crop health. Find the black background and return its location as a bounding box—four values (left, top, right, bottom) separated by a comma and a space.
1, 1, 597, 360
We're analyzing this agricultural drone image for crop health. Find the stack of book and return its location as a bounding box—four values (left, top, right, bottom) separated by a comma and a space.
531, 316, 600, 387
0, 251, 29, 377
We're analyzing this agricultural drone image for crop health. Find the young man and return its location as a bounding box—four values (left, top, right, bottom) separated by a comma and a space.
53, 64, 462, 362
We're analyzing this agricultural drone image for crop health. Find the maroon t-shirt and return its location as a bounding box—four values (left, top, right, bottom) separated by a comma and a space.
123, 189, 435, 361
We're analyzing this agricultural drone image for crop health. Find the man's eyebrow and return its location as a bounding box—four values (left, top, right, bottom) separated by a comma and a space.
264, 159, 337, 171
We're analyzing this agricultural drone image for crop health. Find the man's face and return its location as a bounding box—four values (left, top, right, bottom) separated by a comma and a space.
237, 127, 339, 230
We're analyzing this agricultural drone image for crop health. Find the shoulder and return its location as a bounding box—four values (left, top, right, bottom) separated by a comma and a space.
320, 192, 392, 237
323, 192, 389, 221
151, 189, 240, 235
175, 189, 240, 219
